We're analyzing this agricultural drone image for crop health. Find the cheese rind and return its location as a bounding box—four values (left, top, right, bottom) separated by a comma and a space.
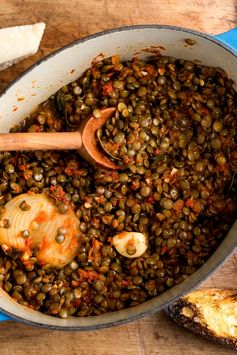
0, 23, 46, 70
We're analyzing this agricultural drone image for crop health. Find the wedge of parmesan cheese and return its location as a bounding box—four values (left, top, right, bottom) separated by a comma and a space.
0, 22, 46, 71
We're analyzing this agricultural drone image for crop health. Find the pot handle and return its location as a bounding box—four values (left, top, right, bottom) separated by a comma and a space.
0, 312, 11, 322
214, 27, 237, 53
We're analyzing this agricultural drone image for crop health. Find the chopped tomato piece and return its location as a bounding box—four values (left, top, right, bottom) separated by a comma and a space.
102, 82, 113, 96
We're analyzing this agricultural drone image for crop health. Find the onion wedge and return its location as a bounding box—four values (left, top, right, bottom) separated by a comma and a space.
0, 193, 81, 268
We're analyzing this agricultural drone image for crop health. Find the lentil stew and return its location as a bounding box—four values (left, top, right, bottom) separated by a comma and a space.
0, 54, 236, 319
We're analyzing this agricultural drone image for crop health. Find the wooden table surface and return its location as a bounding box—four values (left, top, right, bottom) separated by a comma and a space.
0, 1, 236, 354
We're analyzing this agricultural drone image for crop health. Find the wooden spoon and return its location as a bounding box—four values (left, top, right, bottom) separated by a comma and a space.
0, 107, 118, 169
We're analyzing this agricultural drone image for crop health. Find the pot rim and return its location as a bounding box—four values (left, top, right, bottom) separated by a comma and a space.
0, 24, 236, 330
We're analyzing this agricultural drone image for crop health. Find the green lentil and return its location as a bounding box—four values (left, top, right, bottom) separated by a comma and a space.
19, 200, 31, 211
58, 203, 68, 214
126, 245, 137, 255
213, 121, 223, 132
57, 227, 67, 235
163, 199, 174, 210
55, 234, 65, 244
5, 164, 15, 174
93, 109, 101, 119
1, 219, 11, 228
22, 230, 30, 239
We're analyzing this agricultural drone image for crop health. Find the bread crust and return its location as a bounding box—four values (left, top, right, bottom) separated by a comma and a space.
167, 289, 237, 349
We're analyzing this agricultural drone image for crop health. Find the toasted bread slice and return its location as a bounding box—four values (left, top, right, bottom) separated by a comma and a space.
168, 289, 237, 349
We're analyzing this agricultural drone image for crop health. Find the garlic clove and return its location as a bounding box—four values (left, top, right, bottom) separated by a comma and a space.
113, 231, 147, 258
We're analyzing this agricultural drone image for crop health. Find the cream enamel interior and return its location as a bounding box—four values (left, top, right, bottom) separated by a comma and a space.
0, 26, 236, 329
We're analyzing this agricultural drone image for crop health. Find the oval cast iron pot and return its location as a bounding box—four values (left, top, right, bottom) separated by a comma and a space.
0, 25, 236, 330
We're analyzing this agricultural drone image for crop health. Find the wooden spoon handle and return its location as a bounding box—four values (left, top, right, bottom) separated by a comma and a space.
0, 132, 82, 151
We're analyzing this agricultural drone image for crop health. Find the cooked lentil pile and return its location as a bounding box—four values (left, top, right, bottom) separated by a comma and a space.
0, 55, 236, 318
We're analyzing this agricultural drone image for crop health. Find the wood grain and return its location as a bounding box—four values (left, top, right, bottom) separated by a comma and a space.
0, 132, 83, 151
0, 1, 236, 354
